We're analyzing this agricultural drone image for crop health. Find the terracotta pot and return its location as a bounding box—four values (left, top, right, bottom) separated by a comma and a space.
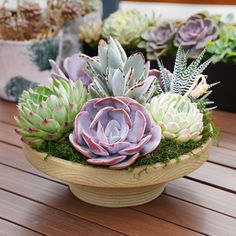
0, 34, 62, 102
22, 139, 212, 208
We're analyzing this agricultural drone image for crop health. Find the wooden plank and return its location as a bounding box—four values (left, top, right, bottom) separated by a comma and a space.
209, 146, 236, 169
0, 190, 124, 236
0, 99, 17, 126
188, 162, 236, 193
0, 164, 200, 236
166, 178, 236, 218
1, 142, 236, 218
219, 132, 236, 152
0, 218, 42, 236
0, 122, 21, 147
1, 164, 235, 236
213, 111, 236, 135
134, 194, 236, 236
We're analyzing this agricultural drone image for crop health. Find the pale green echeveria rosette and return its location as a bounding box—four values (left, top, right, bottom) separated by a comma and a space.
79, 37, 157, 104
149, 93, 203, 142
15, 79, 88, 148
102, 9, 154, 50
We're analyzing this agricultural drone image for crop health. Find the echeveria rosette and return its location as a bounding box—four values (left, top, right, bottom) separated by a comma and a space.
15, 79, 88, 148
149, 93, 204, 142
69, 97, 162, 169
174, 13, 219, 58
50, 54, 92, 89
138, 22, 176, 60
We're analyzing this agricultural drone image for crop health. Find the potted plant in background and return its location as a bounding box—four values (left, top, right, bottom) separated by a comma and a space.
61, 0, 102, 63
15, 37, 218, 207
0, 0, 77, 102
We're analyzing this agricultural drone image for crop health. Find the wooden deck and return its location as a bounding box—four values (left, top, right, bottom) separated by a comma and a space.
0, 98, 236, 236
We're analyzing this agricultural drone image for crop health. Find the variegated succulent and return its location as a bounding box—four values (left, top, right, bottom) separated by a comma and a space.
69, 96, 161, 169
102, 9, 154, 49
148, 46, 218, 142
15, 79, 88, 148
79, 37, 157, 104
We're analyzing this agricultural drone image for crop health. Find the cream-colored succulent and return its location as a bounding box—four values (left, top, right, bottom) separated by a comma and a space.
79, 21, 102, 45
149, 93, 204, 142
102, 9, 153, 48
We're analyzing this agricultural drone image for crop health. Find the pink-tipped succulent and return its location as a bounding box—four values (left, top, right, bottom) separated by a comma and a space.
69, 97, 161, 169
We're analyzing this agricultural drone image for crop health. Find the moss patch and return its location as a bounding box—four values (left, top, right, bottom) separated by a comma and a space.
36, 112, 218, 168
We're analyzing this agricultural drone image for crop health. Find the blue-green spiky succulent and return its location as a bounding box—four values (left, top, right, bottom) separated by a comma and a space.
15, 79, 88, 148
79, 37, 157, 104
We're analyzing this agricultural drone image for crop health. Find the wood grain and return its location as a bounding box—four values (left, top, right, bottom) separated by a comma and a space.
0, 219, 42, 236
0, 164, 200, 236
0, 190, 124, 236
1, 141, 236, 218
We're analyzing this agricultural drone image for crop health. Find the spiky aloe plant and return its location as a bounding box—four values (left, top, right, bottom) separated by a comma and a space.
79, 37, 157, 104
15, 79, 88, 148
148, 46, 219, 142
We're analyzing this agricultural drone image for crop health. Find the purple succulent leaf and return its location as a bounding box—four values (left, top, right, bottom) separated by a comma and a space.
74, 111, 91, 144
127, 110, 146, 143
104, 120, 121, 137
140, 126, 162, 156
81, 131, 109, 156
94, 96, 130, 113
128, 101, 152, 133
49, 60, 67, 79
87, 155, 127, 166
90, 106, 113, 129
69, 134, 95, 158
119, 134, 152, 155
109, 153, 140, 170
100, 141, 130, 154
96, 121, 108, 144
109, 108, 132, 128
64, 54, 92, 87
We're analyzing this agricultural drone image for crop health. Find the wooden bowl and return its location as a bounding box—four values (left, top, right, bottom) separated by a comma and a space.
23, 139, 212, 208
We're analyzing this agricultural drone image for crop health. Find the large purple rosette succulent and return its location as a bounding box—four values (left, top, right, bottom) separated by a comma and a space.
174, 13, 219, 58
69, 97, 161, 169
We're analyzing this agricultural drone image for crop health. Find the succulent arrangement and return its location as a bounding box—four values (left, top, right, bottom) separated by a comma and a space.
102, 9, 155, 51
15, 37, 217, 170
80, 10, 236, 64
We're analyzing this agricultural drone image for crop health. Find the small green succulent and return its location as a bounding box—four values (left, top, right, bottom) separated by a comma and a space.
207, 24, 236, 64
102, 9, 154, 51
15, 79, 88, 148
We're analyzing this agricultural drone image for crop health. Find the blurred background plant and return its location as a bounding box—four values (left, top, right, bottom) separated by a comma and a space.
102, 9, 155, 52
79, 21, 102, 48
207, 24, 236, 64
0, 0, 79, 41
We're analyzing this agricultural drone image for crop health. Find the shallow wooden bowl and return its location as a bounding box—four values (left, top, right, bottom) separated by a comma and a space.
23, 139, 212, 208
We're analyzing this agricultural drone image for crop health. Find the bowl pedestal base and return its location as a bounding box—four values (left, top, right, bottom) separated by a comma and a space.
69, 183, 165, 208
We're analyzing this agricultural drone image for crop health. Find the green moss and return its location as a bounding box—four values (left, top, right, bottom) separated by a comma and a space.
36, 112, 218, 168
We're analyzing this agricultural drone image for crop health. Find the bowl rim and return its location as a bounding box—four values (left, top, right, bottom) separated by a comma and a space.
23, 138, 212, 188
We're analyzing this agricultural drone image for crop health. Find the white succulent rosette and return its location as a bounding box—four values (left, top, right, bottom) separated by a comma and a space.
149, 93, 204, 142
